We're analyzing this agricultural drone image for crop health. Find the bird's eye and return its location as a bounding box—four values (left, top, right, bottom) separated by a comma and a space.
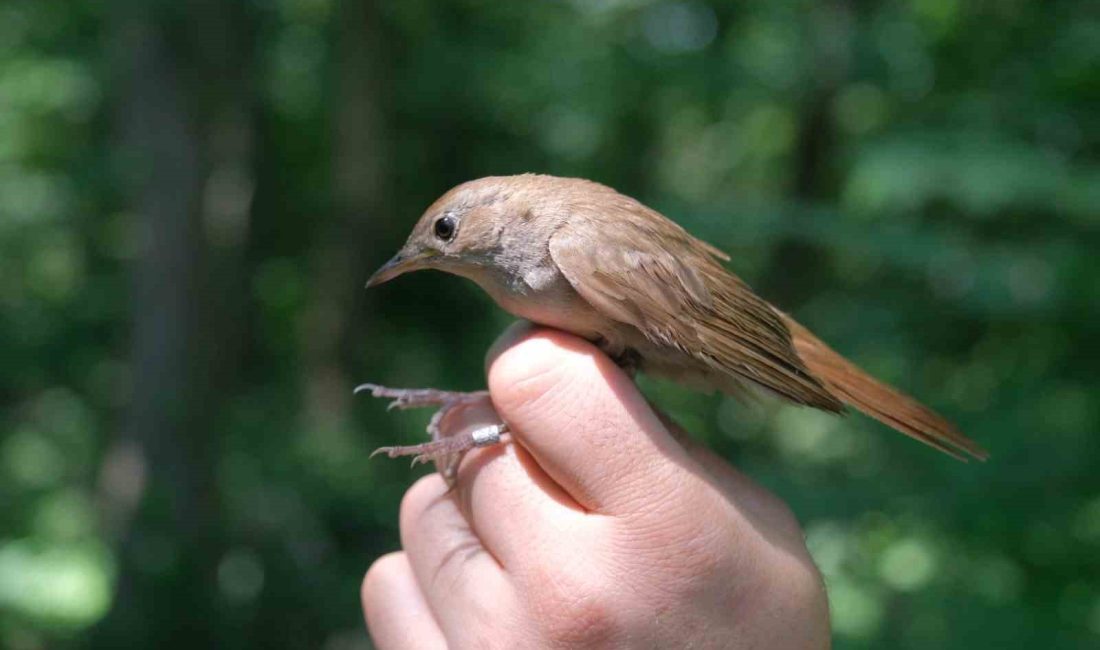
433, 215, 457, 241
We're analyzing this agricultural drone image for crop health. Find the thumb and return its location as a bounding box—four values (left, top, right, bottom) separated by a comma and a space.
484, 324, 707, 515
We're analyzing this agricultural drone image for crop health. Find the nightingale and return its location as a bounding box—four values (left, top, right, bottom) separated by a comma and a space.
359, 174, 986, 478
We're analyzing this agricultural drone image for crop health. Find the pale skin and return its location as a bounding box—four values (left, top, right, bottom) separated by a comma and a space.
361, 323, 831, 649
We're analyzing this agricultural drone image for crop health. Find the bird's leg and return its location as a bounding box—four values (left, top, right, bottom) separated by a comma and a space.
354, 383, 509, 482
592, 331, 641, 377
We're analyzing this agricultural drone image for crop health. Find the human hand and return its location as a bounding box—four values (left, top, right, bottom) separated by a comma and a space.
362, 324, 830, 649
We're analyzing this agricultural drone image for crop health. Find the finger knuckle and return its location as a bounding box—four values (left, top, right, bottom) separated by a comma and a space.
522, 564, 623, 648
536, 591, 620, 648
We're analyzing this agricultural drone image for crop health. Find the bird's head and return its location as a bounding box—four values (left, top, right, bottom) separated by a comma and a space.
366, 174, 589, 288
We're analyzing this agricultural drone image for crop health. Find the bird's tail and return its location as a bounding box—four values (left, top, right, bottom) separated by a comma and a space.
780, 313, 988, 461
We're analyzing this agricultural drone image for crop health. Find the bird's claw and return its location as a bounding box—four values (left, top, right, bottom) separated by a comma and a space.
353, 383, 489, 413
358, 384, 507, 483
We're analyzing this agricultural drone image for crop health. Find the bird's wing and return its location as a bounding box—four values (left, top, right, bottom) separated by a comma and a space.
548, 218, 843, 411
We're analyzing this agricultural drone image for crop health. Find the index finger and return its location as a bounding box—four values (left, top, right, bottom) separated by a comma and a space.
486, 326, 710, 515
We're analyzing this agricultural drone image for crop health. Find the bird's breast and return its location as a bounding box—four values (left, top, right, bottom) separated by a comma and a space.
468, 262, 610, 343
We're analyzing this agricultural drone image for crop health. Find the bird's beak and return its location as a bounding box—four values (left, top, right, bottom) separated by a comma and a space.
365, 250, 430, 288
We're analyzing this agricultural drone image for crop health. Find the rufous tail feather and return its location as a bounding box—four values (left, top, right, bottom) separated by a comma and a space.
780, 313, 987, 461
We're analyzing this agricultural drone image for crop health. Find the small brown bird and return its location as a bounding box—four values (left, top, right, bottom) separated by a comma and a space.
360, 174, 986, 474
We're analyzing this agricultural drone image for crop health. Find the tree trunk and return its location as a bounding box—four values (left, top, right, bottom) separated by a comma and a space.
301, 0, 387, 436
763, 0, 853, 307
94, 1, 255, 644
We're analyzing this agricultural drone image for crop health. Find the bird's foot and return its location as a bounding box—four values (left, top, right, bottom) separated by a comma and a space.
369, 422, 508, 467
355, 384, 506, 482
354, 384, 490, 414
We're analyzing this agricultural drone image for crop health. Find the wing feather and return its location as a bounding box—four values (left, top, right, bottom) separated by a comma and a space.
548, 215, 843, 412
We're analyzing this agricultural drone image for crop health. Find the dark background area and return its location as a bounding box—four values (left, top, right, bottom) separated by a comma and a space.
1, 0, 1097, 648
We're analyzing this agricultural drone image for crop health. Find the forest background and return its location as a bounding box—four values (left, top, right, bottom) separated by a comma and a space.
1, 1, 1097, 648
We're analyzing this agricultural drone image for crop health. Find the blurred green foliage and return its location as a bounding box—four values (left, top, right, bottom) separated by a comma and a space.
0, 0, 1097, 647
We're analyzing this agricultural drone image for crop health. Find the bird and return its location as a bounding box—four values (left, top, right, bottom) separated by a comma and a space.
359, 174, 986, 478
